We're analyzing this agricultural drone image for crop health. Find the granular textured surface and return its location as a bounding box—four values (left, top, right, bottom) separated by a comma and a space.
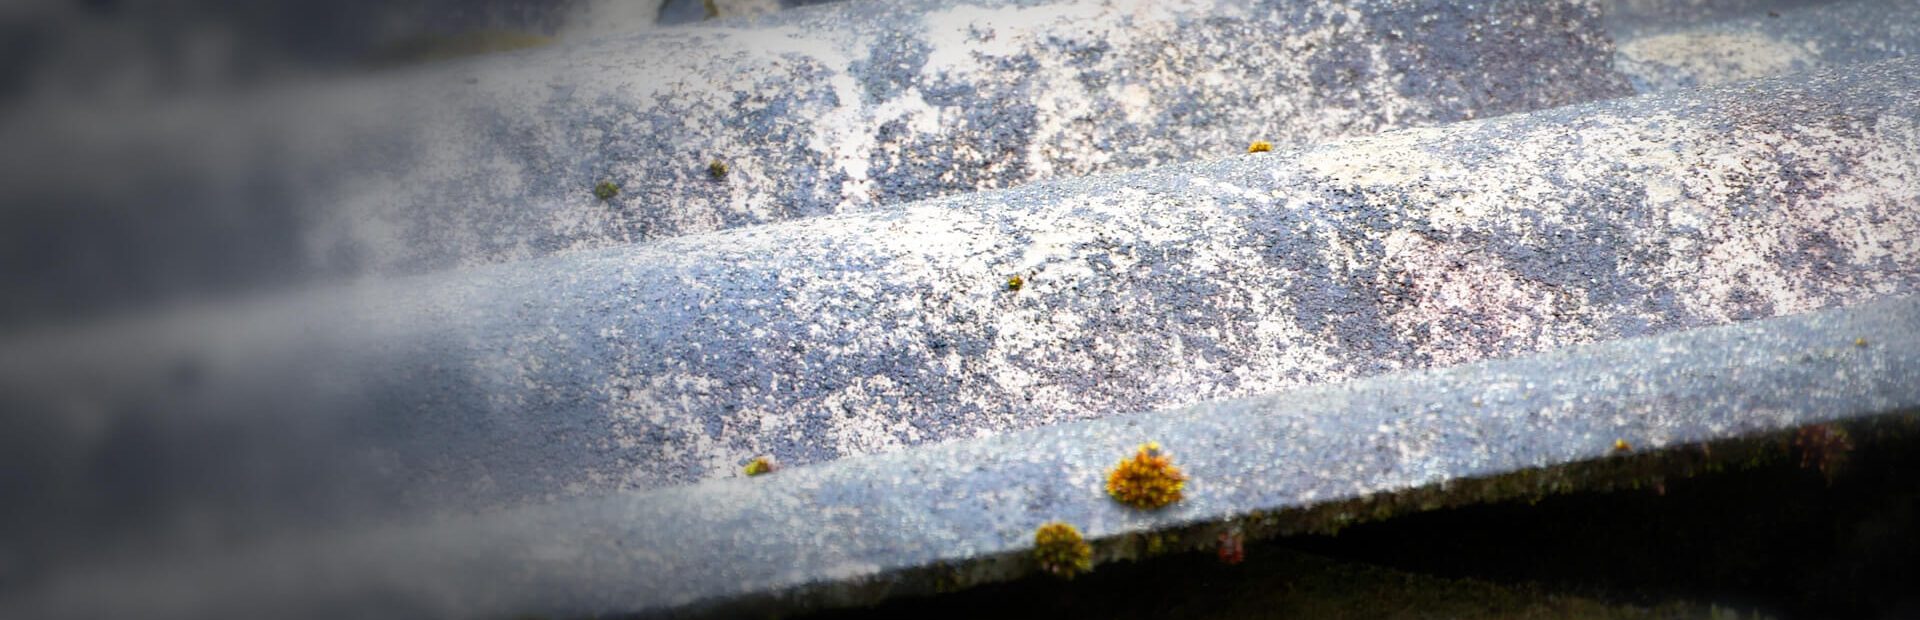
5, 2, 1920, 619
0, 0, 1629, 323
1612, 0, 1920, 91
10, 294, 1916, 620
3, 61, 1915, 542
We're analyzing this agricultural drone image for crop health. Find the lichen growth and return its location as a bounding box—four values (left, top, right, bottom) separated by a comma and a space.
1855, 337, 1869, 347
744, 456, 776, 476
708, 159, 729, 180
1106, 442, 1186, 509
593, 181, 620, 200
1613, 439, 1632, 453
1006, 274, 1024, 291
1032, 521, 1092, 578
1248, 140, 1273, 153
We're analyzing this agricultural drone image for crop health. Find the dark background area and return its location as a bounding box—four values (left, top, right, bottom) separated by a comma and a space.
0, 0, 582, 113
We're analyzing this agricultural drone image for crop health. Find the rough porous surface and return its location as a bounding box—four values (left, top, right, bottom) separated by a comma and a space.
367, 57, 1920, 492
4, 3, 1920, 617
0, 0, 1629, 324
1612, 0, 1920, 91
1601, 0, 1826, 30
8, 295, 1916, 620
3, 60, 1917, 581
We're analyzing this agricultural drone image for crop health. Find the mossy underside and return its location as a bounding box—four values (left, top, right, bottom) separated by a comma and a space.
861, 413, 1917, 619
822, 545, 1715, 620
1114, 413, 1917, 563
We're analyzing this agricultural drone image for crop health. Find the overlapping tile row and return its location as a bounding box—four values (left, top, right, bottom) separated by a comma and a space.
391, 57, 1920, 493
1610, 0, 1920, 91
11, 288, 1918, 620
0, 0, 1628, 324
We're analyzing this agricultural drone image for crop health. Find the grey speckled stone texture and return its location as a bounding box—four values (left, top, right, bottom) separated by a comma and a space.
1602, 0, 1828, 30
0, 0, 1629, 324
3, 57, 1917, 591
7, 294, 1917, 620
1611, 0, 1920, 92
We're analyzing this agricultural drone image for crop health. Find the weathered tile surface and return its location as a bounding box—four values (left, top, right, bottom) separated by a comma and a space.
3, 4, 1920, 618
0, 0, 1628, 323
1612, 0, 1920, 91
3, 60, 1915, 571
9, 293, 1916, 620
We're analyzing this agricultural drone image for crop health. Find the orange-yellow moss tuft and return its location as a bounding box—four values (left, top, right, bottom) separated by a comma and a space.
1006, 274, 1024, 291
1106, 442, 1186, 509
743, 456, 776, 476
1613, 439, 1632, 453
1032, 521, 1092, 578
1247, 141, 1273, 153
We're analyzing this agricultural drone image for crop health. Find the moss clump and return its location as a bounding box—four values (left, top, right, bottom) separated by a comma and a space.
708, 159, 729, 180
1006, 274, 1024, 291
744, 456, 776, 476
1247, 140, 1273, 153
1106, 442, 1186, 509
1613, 438, 1632, 453
1032, 522, 1092, 578
593, 181, 620, 200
